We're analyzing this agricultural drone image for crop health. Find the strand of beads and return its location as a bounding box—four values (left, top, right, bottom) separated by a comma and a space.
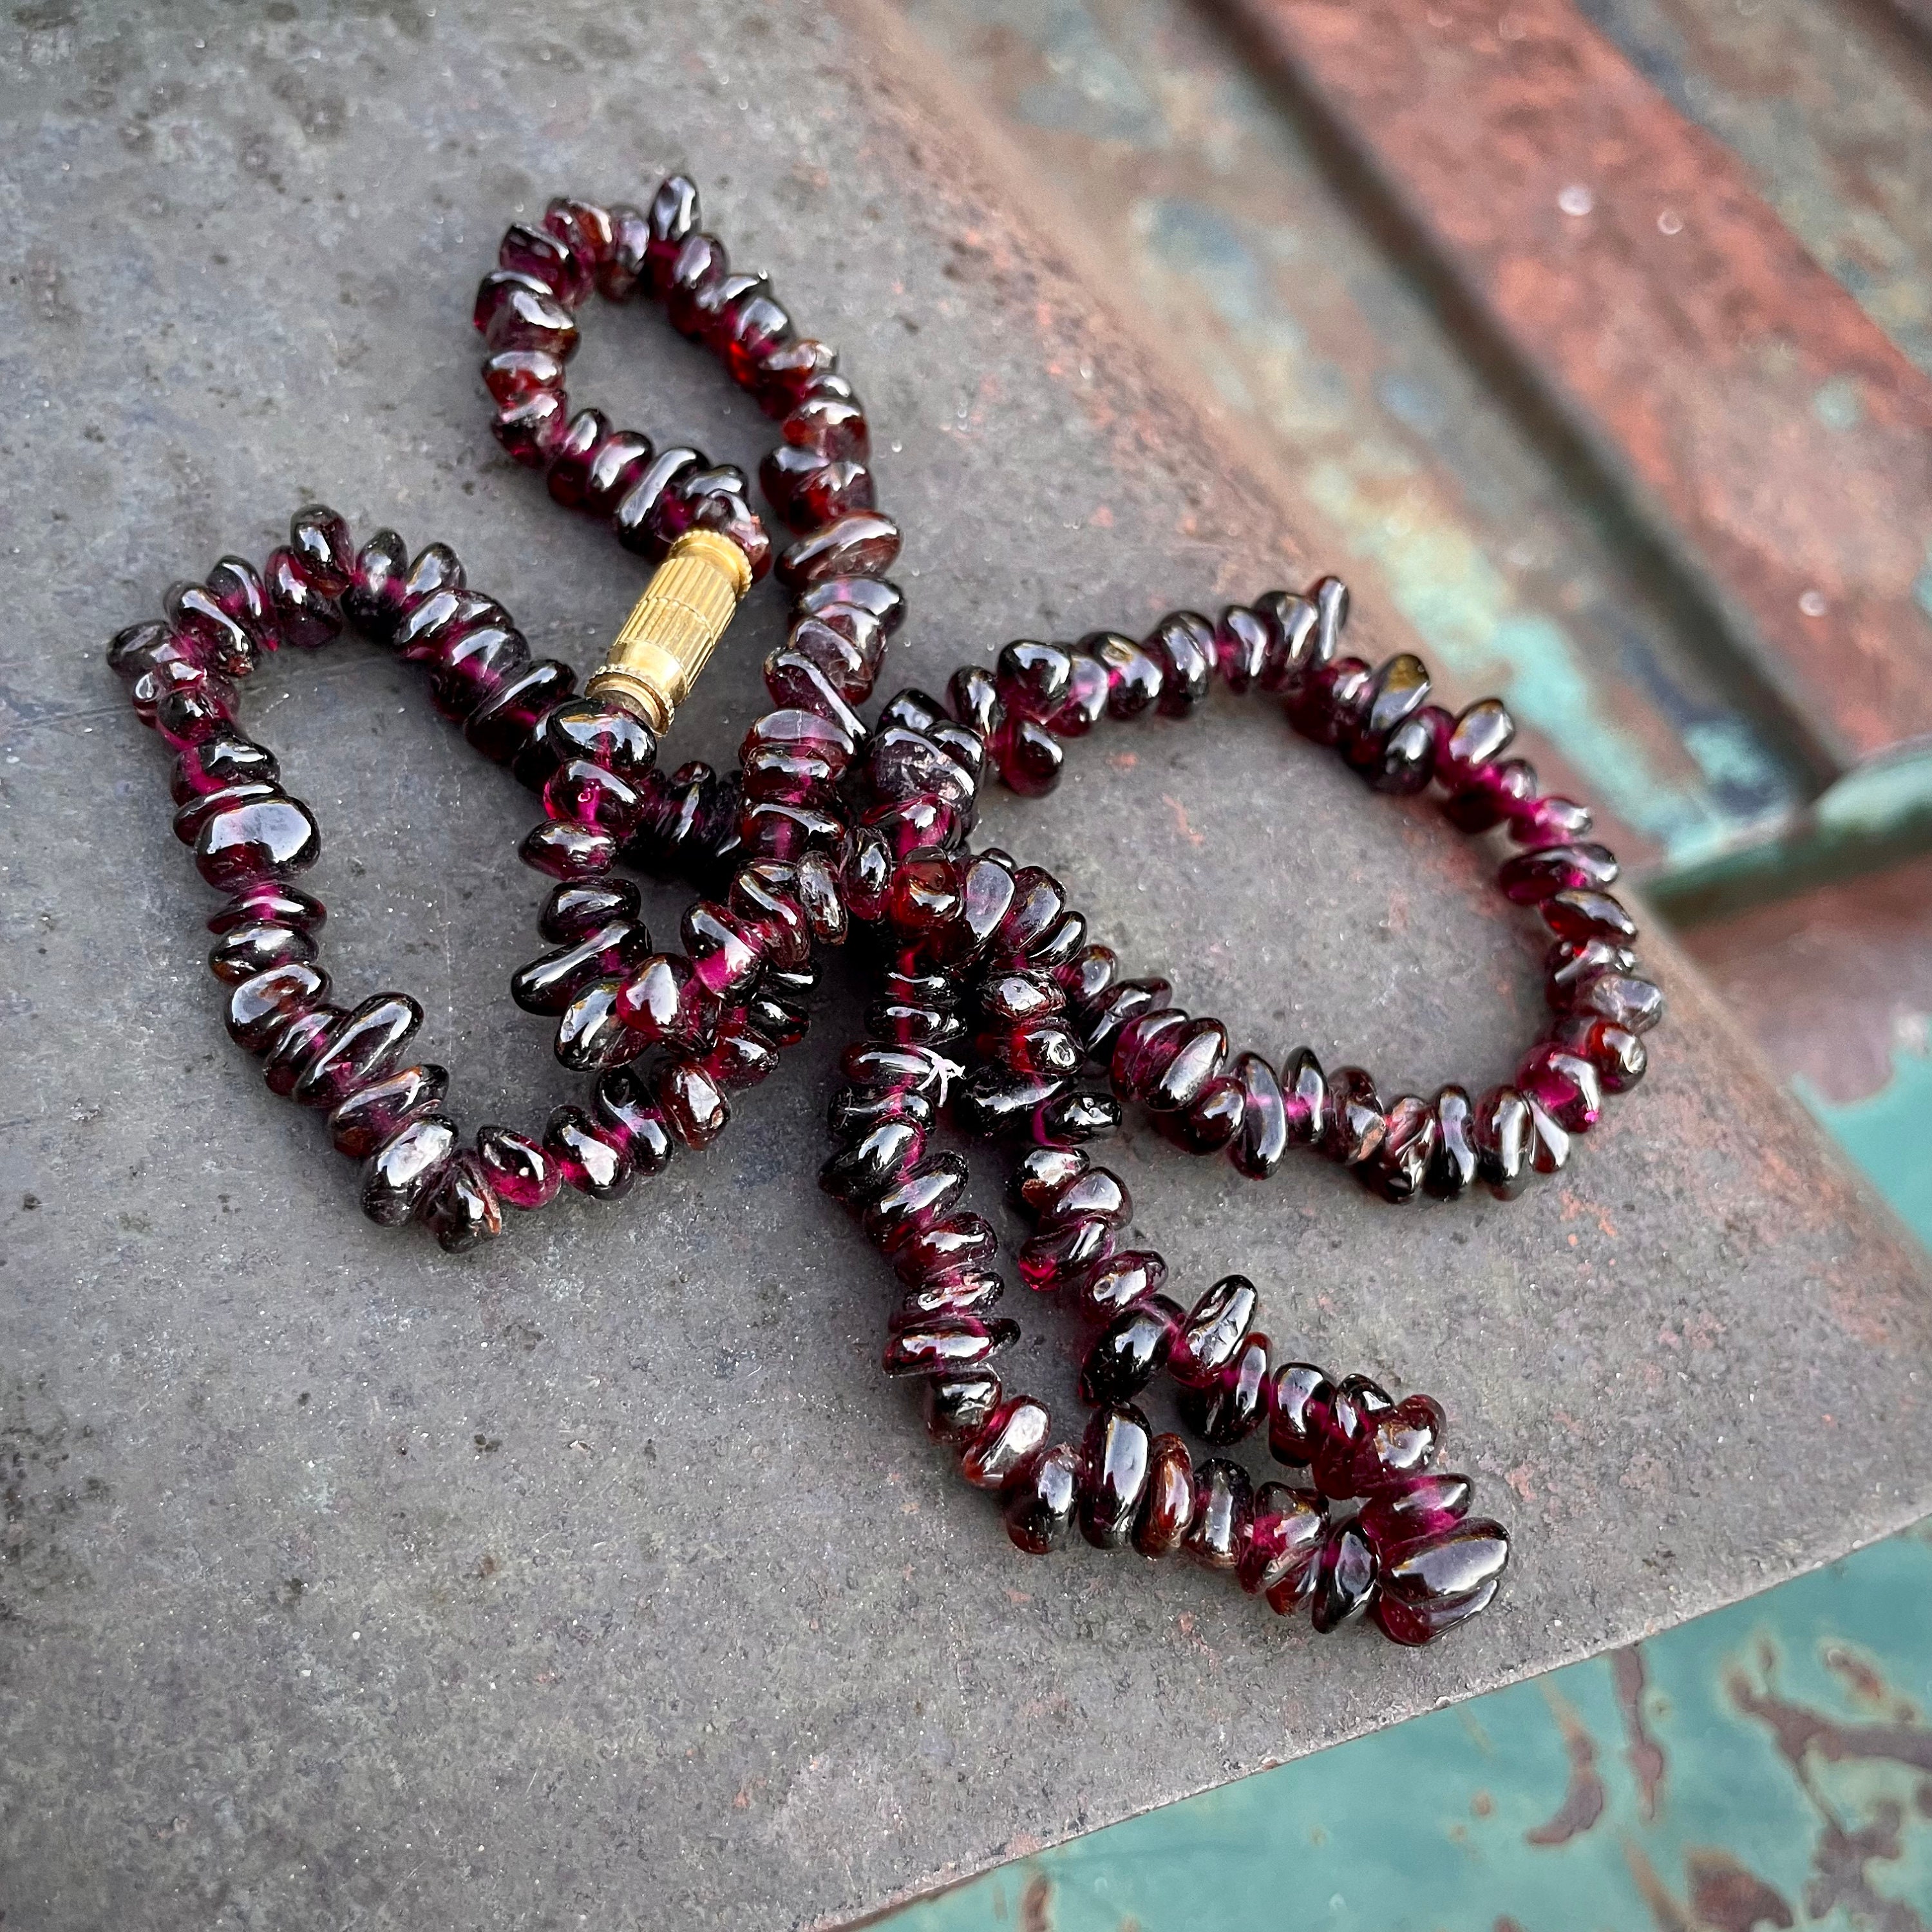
473, 184, 942, 1137
817, 735, 1511, 1643
943, 603, 1663, 1200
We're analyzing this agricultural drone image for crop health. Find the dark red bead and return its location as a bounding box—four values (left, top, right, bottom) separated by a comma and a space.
1109, 1008, 1191, 1103
990, 715, 1063, 797
1563, 967, 1664, 1034
1169, 1274, 1257, 1390
1178, 1331, 1271, 1445
261, 1005, 342, 1098
175, 782, 279, 846
1473, 1084, 1533, 1198
925, 1370, 1003, 1448
1379, 1517, 1510, 1610
418, 1152, 504, 1254
1229, 1051, 1289, 1179
499, 220, 592, 306
1081, 977, 1173, 1061
1244, 1484, 1328, 1604
1320, 1066, 1386, 1165
476, 1124, 560, 1211
1424, 1085, 1479, 1199
520, 819, 618, 881
893, 1213, 999, 1288
1146, 1018, 1227, 1112
656, 1058, 730, 1148
592, 1068, 677, 1177
1435, 697, 1514, 788
495, 390, 570, 468
208, 882, 324, 934
1498, 841, 1619, 904
1253, 589, 1321, 692
863, 1155, 969, 1252
360, 1112, 459, 1226
1078, 631, 1162, 717
1077, 1250, 1168, 1320
1356, 1471, 1473, 1552
481, 279, 578, 359
1549, 1014, 1647, 1092
1310, 1521, 1379, 1632
1359, 1094, 1437, 1202
1347, 654, 1430, 769
207, 922, 314, 985
466, 661, 578, 767
482, 347, 567, 407
545, 1106, 634, 1199
884, 1314, 1018, 1377
1517, 1042, 1603, 1132
1267, 1361, 1334, 1468
1215, 605, 1270, 692
553, 978, 642, 1074
1510, 793, 1594, 850
1528, 1097, 1572, 1174
165, 580, 258, 677
225, 961, 329, 1052
1442, 756, 1537, 832
1340, 1393, 1446, 1497
1132, 1433, 1195, 1557
264, 548, 343, 650
1288, 654, 1373, 746
1281, 1046, 1329, 1147
1182, 1459, 1253, 1571
776, 511, 902, 589
1541, 888, 1638, 946
1079, 1403, 1153, 1550
1307, 1373, 1397, 1499
1147, 612, 1214, 716
292, 993, 422, 1110
643, 175, 699, 295
1080, 1294, 1182, 1403
512, 922, 652, 1016
961, 1397, 1052, 1493
1006, 1442, 1084, 1555
820, 1119, 927, 1203
759, 340, 843, 415
327, 1063, 447, 1159
1372, 1577, 1501, 1646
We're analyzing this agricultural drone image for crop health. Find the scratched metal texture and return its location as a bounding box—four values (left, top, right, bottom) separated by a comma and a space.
5, 6, 1932, 1932
877, 1520, 1932, 1930
891, 0, 1813, 878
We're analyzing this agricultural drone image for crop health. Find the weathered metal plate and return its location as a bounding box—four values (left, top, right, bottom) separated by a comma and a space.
3, 4, 1932, 1929
1222, 0, 1932, 777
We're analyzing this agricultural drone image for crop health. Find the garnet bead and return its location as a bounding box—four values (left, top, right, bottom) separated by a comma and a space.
1133, 1433, 1197, 1557
477, 1124, 560, 1210
1079, 1402, 1153, 1550
960, 1397, 1052, 1492
1007, 1443, 1084, 1555
361, 1113, 459, 1226
1182, 1459, 1253, 1571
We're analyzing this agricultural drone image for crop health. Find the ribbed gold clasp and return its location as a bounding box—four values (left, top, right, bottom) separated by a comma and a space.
585, 528, 752, 734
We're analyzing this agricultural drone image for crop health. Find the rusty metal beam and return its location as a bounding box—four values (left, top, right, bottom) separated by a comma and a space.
1215, 0, 1932, 780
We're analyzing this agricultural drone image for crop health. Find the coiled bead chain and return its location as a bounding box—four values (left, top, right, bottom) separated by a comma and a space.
109, 176, 1666, 1643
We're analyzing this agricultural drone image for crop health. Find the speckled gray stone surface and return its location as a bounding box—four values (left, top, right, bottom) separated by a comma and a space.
2, 4, 1929, 1928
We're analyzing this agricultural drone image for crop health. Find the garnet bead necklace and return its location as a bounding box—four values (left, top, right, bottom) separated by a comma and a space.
109, 176, 1665, 1644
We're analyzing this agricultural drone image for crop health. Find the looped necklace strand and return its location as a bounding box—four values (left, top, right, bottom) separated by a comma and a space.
109, 176, 1666, 1647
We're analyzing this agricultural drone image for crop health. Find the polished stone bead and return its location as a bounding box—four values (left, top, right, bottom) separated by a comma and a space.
108, 618, 195, 685
1081, 978, 1173, 1061
891, 1269, 1007, 1330
1542, 887, 1638, 946
1510, 793, 1594, 850
1244, 1484, 1329, 1604
1215, 605, 1270, 693
756, 340, 842, 415
207, 883, 324, 934
327, 1062, 448, 1159
976, 971, 1065, 1031
1441, 756, 1538, 833
1006, 1442, 1084, 1555
1109, 1008, 1191, 1103
264, 547, 343, 650
612, 446, 701, 556
961, 1397, 1053, 1493
981, 1018, 1082, 1081
420, 1153, 504, 1253
542, 196, 615, 270
991, 715, 1064, 797
360, 1112, 459, 1226
884, 1314, 1019, 1377
656, 1057, 730, 1148
1527, 1096, 1571, 1175
1356, 1471, 1473, 1551
1182, 1459, 1253, 1571
1360, 1094, 1436, 1202
893, 1213, 999, 1289
1266, 1361, 1334, 1468
1228, 1051, 1289, 1179
544, 406, 612, 507
1054, 945, 1118, 1014
1287, 654, 1373, 746
480, 277, 578, 359
554, 976, 643, 1074
1564, 967, 1664, 1034
1079, 1294, 1182, 1403
292, 993, 422, 1110
1252, 588, 1323, 692
1147, 1018, 1228, 1113
820, 1119, 927, 1203
343, 528, 410, 639
925, 1370, 1004, 1448
1034, 1090, 1122, 1146
1147, 612, 1214, 717
1368, 712, 1437, 795
1338, 1393, 1446, 1498
175, 781, 279, 846
1319, 1066, 1386, 1164
994, 640, 1074, 721
1305, 1372, 1396, 1498
466, 661, 578, 767
545, 1105, 634, 1199
1178, 1332, 1271, 1445
1016, 1216, 1115, 1293
226, 961, 330, 1053
1077, 1250, 1168, 1320
1424, 1085, 1479, 1199
1372, 1577, 1501, 1646
1309, 1521, 1378, 1632
1170, 1274, 1258, 1389
1435, 697, 1514, 786
1473, 1084, 1534, 1198
781, 393, 869, 468
951, 1065, 1064, 1140
1281, 1045, 1329, 1147
841, 1041, 949, 1099
1347, 654, 1430, 769
1549, 1014, 1647, 1092
776, 511, 902, 589
494, 392, 569, 468
287, 504, 354, 596
543, 759, 645, 839
1037, 1166, 1131, 1231
1008, 1146, 1088, 1218
719, 289, 793, 389
1079, 630, 1164, 717
946, 666, 1003, 745
1517, 1042, 1603, 1132
592, 1067, 677, 1177
513, 921, 652, 1016
1079, 1403, 1153, 1550
1379, 1517, 1510, 1608
539, 878, 641, 945
519, 819, 618, 881
864, 1156, 970, 1253
476, 1124, 560, 1211
1131, 1433, 1195, 1557
1499, 841, 1619, 905
1046, 656, 1108, 739
260, 1005, 345, 1098
500, 220, 592, 305
643, 174, 700, 294
165, 580, 258, 677
482, 346, 567, 407
664, 231, 728, 336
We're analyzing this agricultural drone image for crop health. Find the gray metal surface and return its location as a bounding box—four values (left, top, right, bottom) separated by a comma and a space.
2, 3, 1930, 1927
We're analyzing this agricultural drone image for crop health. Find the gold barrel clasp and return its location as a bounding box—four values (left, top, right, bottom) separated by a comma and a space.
585, 528, 752, 735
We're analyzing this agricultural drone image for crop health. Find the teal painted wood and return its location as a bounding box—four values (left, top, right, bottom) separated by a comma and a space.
876, 1522, 1932, 1930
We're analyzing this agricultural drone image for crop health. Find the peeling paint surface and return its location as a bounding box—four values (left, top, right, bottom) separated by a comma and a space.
878, 1523, 1932, 1930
